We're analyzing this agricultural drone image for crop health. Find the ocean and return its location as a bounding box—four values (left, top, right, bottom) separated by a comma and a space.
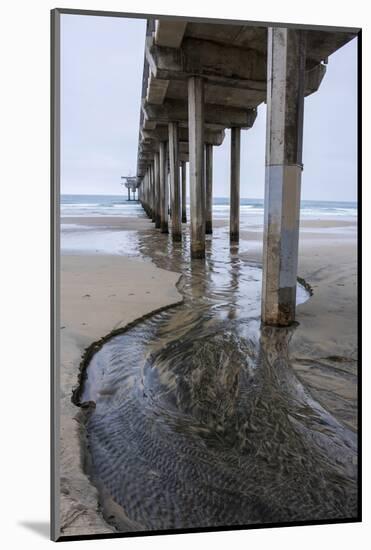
61, 194, 357, 221
60, 194, 357, 255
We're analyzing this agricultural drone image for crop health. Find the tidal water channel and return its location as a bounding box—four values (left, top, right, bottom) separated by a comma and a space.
78, 226, 358, 532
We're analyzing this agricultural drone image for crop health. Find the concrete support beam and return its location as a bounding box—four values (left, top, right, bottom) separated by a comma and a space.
154, 152, 161, 228
305, 63, 326, 96
141, 126, 225, 146
142, 119, 157, 131
147, 36, 266, 86
139, 152, 159, 161
154, 20, 187, 48
159, 141, 168, 233
230, 127, 241, 242
143, 151, 187, 163
205, 144, 213, 234
262, 28, 306, 326
141, 140, 189, 155
146, 71, 169, 104
168, 122, 182, 241
165, 78, 265, 109
181, 161, 187, 223
188, 76, 205, 259
144, 99, 257, 129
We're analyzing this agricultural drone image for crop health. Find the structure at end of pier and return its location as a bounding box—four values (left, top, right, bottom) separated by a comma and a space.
121, 176, 139, 202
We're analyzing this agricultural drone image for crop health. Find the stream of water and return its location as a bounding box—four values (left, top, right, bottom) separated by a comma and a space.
78, 221, 357, 532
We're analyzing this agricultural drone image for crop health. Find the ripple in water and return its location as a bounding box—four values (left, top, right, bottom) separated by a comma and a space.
79, 226, 357, 532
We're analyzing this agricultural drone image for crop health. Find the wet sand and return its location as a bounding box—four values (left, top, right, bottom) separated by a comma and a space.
59, 213, 357, 535
243, 223, 358, 430
59, 254, 182, 536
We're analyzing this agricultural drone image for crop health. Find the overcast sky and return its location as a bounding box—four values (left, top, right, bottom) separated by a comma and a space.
61, 14, 357, 202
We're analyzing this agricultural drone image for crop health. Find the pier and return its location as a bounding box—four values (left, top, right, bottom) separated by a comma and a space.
121, 176, 139, 201
136, 19, 356, 325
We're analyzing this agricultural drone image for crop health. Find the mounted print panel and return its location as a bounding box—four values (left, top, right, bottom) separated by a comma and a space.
51, 8, 360, 542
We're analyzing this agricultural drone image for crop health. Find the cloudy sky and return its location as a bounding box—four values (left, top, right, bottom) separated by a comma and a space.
61, 14, 357, 201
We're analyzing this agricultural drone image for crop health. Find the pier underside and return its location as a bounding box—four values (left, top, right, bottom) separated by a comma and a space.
136, 19, 356, 324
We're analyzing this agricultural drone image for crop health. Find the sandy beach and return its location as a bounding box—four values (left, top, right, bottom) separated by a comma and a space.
247, 225, 358, 431
234, 217, 358, 430
59, 251, 183, 535
59, 211, 357, 536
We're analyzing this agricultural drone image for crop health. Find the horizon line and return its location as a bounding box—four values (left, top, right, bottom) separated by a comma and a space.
60, 193, 358, 203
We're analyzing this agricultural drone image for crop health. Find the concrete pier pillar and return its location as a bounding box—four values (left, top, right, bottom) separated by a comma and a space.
154, 152, 161, 228
147, 170, 151, 217
181, 161, 187, 223
205, 143, 213, 234
188, 76, 205, 259
169, 122, 182, 241
143, 173, 147, 213
159, 141, 169, 233
262, 28, 306, 326
230, 127, 241, 243
146, 170, 151, 218
168, 166, 171, 218
150, 161, 156, 223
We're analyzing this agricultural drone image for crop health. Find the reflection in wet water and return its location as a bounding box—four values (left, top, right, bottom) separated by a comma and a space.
61, 226, 142, 256
80, 226, 357, 532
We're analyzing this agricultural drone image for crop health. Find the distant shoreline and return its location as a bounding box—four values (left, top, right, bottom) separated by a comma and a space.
60, 194, 357, 222
60, 192, 357, 205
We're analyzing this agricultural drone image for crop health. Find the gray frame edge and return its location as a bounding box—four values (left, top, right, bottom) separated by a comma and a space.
51, 7, 61, 543
54, 7, 360, 33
